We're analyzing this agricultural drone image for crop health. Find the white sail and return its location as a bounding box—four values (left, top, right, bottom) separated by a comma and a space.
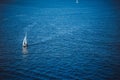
23, 33, 27, 47
76, 0, 79, 3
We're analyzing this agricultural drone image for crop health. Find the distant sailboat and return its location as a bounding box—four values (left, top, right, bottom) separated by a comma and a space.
22, 33, 27, 47
76, 0, 79, 3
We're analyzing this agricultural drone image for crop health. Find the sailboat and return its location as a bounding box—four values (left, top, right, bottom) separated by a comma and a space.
76, 0, 79, 3
22, 33, 27, 47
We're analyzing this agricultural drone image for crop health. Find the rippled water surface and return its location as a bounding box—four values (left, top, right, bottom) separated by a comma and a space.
0, 0, 120, 80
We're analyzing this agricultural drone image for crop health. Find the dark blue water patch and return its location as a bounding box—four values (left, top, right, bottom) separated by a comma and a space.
1, 0, 119, 8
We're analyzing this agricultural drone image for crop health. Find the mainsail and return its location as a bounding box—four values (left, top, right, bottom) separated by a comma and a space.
23, 33, 27, 47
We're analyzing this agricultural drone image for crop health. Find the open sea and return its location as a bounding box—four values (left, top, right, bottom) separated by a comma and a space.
0, 0, 120, 80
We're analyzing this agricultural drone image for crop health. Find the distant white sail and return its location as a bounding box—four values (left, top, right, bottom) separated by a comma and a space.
76, 0, 79, 3
23, 33, 27, 47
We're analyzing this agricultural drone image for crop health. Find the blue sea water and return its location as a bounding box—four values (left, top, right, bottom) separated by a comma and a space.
0, 0, 120, 80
